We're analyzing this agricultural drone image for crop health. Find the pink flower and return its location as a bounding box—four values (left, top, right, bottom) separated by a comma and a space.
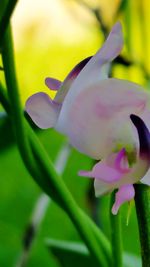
25, 22, 150, 214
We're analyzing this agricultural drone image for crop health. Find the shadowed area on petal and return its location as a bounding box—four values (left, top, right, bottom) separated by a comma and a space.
25, 92, 61, 129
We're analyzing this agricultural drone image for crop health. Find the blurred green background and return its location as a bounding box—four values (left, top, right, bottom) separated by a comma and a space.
1, 0, 150, 266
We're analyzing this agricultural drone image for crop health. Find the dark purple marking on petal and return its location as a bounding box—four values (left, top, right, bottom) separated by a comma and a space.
64, 56, 92, 82
130, 114, 150, 159
53, 56, 93, 104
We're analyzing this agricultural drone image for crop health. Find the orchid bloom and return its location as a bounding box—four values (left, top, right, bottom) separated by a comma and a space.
25, 22, 150, 214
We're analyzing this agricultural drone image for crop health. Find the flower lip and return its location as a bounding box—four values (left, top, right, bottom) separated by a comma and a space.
130, 114, 150, 159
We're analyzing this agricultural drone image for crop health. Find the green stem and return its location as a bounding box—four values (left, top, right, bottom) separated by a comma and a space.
110, 191, 123, 267
0, 0, 18, 46
0, 82, 111, 263
134, 184, 150, 267
1, 25, 110, 266
2, 25, 40, 179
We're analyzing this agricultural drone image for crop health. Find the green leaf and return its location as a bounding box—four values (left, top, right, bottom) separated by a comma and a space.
45, 239, 96, 267
46, 239, 141, 267
0, 0, 18, 46
0, 113, 14, 150
116, 0, 128, 15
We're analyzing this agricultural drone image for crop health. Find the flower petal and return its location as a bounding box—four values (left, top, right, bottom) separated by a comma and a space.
130, 114, 150, 185
56, 78, 148, 159
54, 56, 92, 103
57, 22, 123, 107
45, 78, 62, 90
141, 169, 150, 185
79, 163, 123, 182
98, 22, 123, 63
130, 114, 150, 159
25, 92, 61, 129
94, 179, 113, 196
79, 149, 129, 183
111, 184, 135, 215
63, 57, 92, 84
115, 148, 129, 171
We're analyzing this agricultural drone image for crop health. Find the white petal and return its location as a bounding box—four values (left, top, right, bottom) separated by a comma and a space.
141, 169, 150, 185
56, 78, 148, 159
94, 179, 113, 196
25, 92, 61, 129
58, 22, 123, 108
54, 57, 91, 103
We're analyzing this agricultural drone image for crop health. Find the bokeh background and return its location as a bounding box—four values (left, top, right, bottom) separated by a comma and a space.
0, 0, 150, 266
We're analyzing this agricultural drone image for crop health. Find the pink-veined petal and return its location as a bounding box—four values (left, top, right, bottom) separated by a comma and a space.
79, 149, 130, 183
79, 115, 150, 201
94, 115, 150, 201
115, 148, 129, 171
25, 92, 61, 129
93, 161, 148, 198
111, 184, 135, 215
56, 78, 148, 159
45, 78, 62, 90
79, 164, 123, 182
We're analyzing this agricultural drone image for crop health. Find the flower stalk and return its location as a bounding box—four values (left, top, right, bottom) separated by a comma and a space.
110, 191, 123, 267
0, 0, 18, 46
134, 184, 150, 267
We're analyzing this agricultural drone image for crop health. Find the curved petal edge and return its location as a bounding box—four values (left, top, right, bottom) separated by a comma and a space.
25, 92, 61, 129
